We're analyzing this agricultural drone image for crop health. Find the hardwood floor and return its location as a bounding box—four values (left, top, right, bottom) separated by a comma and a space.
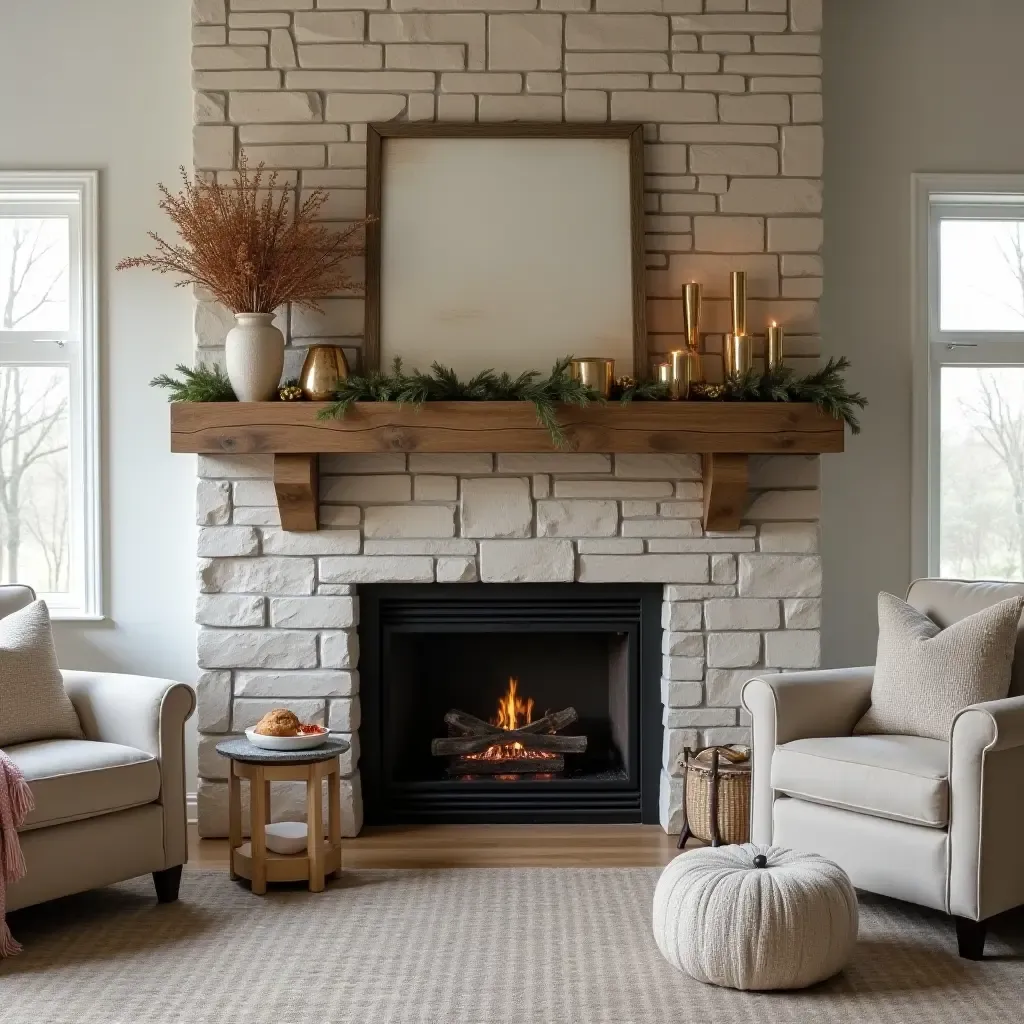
188, 822, 685, 870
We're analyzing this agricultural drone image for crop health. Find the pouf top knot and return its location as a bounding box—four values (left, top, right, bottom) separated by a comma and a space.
653, 844, 858, 991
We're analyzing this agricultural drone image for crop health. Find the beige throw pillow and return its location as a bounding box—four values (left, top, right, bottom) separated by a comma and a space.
854, 592, 1024, 740
0, 600, 82, 747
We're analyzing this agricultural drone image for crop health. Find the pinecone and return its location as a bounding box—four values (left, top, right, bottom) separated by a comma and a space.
615, 375, 637, 391
690, 381, 726, 401
278, 383, 304, 402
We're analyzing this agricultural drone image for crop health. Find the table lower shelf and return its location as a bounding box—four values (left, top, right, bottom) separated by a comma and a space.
231, 840, 342, 885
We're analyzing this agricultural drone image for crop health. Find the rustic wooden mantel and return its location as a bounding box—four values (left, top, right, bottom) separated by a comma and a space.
171, 401, 844, 532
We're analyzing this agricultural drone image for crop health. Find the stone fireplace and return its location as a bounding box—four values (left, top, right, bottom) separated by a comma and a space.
189, 0, 825, 838
195, 450, 822, 836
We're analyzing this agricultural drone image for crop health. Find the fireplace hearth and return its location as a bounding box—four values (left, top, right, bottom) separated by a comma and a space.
359, 584, 662, 824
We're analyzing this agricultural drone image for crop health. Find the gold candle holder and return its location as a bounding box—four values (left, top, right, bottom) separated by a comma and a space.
682, 282, 702, 352
670, 349, 702, 400
652, 360, 672, 385
724, 333, 753, 377
730, 270, 747, 337
569, 357, 615, 398
766, 321, 784, 370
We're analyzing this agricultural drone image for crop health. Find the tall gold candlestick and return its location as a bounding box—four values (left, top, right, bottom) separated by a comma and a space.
682, 282, 702, 352
724, 333, 753, 377
730, 270, 747, 337
766, 321, 784, 370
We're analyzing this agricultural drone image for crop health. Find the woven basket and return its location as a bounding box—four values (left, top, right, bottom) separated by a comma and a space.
680, 745, 751, 846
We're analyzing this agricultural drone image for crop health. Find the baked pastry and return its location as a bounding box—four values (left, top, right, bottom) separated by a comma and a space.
253, 708, 302, 737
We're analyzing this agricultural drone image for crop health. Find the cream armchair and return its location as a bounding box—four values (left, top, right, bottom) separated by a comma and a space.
2, 585, 196, 912
742, 578, 1024, 960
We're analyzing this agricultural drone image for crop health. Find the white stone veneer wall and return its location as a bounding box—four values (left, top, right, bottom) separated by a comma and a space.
194, 451, 822, 835
190, 0, 824, 836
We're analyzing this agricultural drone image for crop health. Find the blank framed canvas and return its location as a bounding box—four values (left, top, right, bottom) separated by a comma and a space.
365, 124, 646, 378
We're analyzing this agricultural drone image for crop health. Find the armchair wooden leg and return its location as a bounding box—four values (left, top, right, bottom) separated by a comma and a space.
153, 865, 183, 904
954, 916, 987, 960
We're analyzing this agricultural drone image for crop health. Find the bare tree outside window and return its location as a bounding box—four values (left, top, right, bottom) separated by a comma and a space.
938, 218, 1024, 580
0, 217, 71, 594
942, 369, 1024, 581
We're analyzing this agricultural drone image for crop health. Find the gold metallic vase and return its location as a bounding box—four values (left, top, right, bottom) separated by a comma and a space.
730, 270, 747, 337
724, 333, 753, 377
300, 344, 350, 401
569, 357, 615, 398
766, 322, 784, 370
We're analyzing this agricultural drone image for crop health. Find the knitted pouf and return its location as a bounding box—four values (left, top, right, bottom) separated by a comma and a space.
653, 844, 858, 991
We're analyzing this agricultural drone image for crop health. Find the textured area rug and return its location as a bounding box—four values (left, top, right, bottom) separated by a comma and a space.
1, 868, 1022, 1024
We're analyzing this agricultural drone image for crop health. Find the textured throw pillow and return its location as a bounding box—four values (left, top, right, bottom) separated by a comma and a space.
854, 592, 1024, 740
0, 600, 82, 747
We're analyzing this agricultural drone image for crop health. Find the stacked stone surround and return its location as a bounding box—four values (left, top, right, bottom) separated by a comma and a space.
194, 451, 822, 835
190, 0, 824, 836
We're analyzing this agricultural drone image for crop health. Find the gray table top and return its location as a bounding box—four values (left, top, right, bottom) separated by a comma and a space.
215, 735, 350, 765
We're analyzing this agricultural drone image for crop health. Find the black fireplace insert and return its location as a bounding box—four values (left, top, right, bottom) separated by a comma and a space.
358, 583, 662, 824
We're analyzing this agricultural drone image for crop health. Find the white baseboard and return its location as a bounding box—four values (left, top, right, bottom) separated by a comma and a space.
187, 792, 197, 824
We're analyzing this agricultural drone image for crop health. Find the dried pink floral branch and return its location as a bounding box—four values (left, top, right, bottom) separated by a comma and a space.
116, 155, 369, 314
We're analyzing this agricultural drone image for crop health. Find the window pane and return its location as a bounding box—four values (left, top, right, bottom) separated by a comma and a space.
939, 366, 1024, 580
0, 217, 70, 331
0, 366, 71, 594
940, 219, 1024, 331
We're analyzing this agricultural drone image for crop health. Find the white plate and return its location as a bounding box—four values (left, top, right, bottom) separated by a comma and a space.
244, 727, 330, 751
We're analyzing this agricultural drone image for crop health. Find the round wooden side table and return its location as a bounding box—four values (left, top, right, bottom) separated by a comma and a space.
215, 736, 351, 895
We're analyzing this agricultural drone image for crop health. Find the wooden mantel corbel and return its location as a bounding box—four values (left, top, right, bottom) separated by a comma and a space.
273, 454, 319, 532
701, 453, 750, 532
172, 402, 844, 533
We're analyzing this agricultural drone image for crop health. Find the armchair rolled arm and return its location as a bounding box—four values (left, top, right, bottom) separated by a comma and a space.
63, 671, 196, 869
742, 668, 874, 844
948, 694, 1024, 921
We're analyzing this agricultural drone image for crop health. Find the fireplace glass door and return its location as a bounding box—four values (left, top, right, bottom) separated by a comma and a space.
359, 584, 662, 824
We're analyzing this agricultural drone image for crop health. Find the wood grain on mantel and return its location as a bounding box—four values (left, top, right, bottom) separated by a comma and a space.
171, 402, 844, 532
171, 402, 844, 456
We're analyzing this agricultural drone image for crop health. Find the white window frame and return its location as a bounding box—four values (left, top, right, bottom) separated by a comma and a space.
0, 171, 101, 619
911, 173, 1024, 581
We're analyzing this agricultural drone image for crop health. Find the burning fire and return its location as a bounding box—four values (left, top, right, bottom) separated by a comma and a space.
464, 677, 559, 762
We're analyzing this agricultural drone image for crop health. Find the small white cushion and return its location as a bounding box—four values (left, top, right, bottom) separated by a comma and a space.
0, 600, 82, 747
855, 591, 1023, 740
772, 734, 949, 828
653, 844, 858, 991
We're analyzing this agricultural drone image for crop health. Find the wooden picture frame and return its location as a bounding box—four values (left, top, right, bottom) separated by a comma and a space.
364, 123, 647, 377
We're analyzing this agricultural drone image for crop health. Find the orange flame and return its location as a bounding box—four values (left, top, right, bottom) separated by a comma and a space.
464, 677, 558, 762
495, 677, 532, 731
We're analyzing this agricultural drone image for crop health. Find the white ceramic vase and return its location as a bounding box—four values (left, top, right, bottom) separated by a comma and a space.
224, 312, 285, 402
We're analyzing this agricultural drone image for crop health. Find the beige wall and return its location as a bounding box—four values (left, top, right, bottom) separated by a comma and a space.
822, 0, 1024, 666
0, 3, 197, 778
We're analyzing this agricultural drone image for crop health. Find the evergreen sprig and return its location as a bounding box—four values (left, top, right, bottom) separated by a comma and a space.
150, 363, 236, 402
719, 356, 867, 433
318, 356, 604, 448
618, 379, 671, 403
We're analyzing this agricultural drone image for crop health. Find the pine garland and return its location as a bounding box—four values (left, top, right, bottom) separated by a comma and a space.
151, 363, 236, 402
617, 379, 671, 403
318, 356, 602, 448
152, 355, 868, 440
720, 357, 867, 433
